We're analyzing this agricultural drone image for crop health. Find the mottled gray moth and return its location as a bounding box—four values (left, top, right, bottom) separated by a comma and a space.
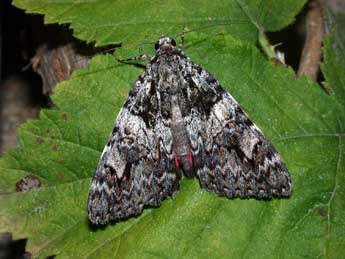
88, 35, 292, 224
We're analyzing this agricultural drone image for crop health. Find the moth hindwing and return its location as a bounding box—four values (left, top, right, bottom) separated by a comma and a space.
88, 35, 292, 224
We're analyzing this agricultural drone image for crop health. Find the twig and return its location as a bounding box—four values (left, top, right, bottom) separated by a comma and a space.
30, 44, 90, 96
297, 0, 324, 80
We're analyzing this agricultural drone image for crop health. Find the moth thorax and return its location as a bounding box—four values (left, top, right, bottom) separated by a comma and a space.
158, 74, 181, 95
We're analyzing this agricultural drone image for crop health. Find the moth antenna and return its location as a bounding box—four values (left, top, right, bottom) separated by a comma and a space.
177, 19, 251, 38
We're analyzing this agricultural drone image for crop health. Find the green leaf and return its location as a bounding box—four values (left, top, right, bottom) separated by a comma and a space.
320, 8, 345, 258
13, 0, 307, 45
321, 8, 345, 109
1, 1, 344, 258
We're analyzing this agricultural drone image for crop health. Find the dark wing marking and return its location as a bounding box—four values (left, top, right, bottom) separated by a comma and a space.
187, 64, 291, 199
88, 74, 180, 224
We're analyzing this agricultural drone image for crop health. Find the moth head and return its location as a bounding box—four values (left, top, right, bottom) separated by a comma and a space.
155, 35, 177, 50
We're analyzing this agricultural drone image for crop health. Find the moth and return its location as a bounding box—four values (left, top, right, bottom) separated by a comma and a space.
88, 35, 292, 224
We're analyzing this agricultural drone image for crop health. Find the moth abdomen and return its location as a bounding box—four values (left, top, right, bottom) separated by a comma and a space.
171, 95, 194, 177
